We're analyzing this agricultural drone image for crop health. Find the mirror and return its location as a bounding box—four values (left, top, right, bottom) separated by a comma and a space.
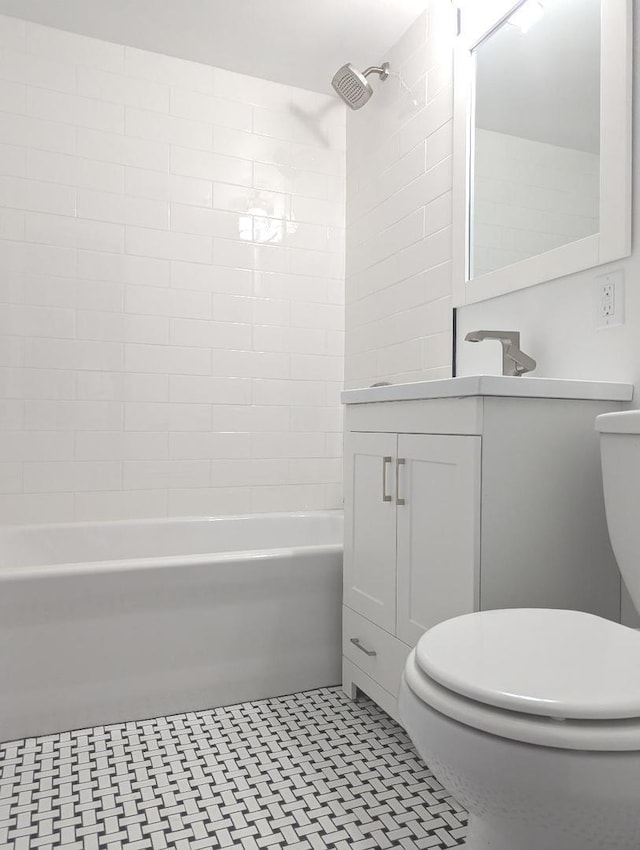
452, 0, 632, 307
471, 0, 601, 279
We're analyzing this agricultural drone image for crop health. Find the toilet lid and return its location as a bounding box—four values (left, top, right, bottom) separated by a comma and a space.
415, 609, 640, 720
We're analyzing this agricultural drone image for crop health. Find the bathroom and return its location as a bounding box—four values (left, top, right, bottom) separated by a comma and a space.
0, 0, 638, 847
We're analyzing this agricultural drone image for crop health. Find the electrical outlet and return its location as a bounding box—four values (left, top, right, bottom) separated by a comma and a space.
596, 271, 625, 328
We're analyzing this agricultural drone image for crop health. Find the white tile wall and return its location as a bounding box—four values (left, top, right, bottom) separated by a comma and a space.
473, 129, 600, 277
345, 2, 456, 389
0, 14, 345, 523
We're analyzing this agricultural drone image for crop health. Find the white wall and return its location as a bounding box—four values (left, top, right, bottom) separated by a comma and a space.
344, 0, 639, 403
344, 2, 456, 389
457, 261, 640, 393
457, 35, 640, 399
473, 129, 599, 277
456, 8, 640, 402
0, 14, 345, 523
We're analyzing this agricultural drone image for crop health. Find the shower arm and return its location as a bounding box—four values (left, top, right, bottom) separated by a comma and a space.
363, 63, 390, 81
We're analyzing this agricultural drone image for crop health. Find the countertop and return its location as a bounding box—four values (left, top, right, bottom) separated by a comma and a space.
341, 376, 634, 405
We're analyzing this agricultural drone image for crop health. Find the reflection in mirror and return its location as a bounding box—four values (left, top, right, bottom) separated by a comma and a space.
470, 0, 601, 280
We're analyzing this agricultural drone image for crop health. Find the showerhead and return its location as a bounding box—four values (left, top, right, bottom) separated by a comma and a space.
331, 62, 390, 110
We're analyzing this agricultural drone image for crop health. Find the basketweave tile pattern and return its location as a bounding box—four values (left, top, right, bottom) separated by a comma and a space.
0, 687, 467, 850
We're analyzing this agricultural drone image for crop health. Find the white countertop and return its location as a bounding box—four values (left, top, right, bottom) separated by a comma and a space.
341, 376, 634, 405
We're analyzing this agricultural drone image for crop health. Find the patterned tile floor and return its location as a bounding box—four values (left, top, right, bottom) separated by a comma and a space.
0, 687, 467, 850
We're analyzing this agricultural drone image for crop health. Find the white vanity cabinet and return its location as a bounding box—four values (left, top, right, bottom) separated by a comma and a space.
344, 432, 480, 641
343, 432, 398, 634
341, 377, 633, 723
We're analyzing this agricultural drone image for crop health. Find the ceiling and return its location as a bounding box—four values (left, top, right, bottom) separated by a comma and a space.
0, 0, 430, 94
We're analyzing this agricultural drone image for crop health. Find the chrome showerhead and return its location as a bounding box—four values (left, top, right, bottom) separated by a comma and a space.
331, 62, 390, 110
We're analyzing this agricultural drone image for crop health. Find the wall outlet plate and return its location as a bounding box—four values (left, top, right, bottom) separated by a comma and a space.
596, 270, 625, 328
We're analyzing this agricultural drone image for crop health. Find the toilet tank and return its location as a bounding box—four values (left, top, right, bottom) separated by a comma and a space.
596, 410, 640, 614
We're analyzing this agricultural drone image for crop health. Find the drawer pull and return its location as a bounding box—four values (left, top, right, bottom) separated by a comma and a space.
382, 456, 392, 502
396, 458, 406, 506
350, 637, 377, 657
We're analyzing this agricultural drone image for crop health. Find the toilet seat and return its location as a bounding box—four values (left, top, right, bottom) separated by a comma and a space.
405, 609, 640, 752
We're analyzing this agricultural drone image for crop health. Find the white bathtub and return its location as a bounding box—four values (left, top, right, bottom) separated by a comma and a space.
0, 511, 343, 742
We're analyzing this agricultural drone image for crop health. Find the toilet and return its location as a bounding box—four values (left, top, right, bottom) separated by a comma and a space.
399, 409, 640, 850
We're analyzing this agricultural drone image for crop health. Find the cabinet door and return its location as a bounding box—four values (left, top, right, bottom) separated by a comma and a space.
343, 432, 398, 633
396, 434, 481, 646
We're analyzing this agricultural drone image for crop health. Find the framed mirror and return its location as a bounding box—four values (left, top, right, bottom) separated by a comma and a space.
452, 0, 632, 307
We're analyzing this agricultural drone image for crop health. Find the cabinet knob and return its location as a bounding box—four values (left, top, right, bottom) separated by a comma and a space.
350, 637, 377, 657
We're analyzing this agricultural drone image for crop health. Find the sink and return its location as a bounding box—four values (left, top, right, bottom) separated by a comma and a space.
341, 376, 634, 405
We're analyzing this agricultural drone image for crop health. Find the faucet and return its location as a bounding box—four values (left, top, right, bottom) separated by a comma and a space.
464, 330, 537, 377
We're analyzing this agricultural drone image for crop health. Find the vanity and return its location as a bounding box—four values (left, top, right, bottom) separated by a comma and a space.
341, 377, 633, 722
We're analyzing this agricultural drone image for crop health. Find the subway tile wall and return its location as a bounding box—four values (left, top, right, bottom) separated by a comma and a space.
0, 15, 345, 523
345, 3, 455, 388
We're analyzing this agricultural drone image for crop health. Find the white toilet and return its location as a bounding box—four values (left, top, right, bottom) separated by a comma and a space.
399, 409, 640, 850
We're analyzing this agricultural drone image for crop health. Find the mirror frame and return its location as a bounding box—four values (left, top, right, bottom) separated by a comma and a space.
452, 0, 633, 307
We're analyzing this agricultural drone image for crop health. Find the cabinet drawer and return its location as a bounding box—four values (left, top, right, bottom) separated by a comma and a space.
343, 606, 411, 697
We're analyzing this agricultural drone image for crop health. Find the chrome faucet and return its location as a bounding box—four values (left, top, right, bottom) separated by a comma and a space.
464, 330, 537, 377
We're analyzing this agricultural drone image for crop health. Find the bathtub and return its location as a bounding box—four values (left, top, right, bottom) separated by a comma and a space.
0, 511, 343, 742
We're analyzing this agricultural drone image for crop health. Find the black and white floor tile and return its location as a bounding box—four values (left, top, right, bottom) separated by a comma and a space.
0, 687, 467, 849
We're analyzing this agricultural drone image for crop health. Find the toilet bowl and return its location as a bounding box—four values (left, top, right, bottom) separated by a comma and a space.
399, 409, 640, 849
